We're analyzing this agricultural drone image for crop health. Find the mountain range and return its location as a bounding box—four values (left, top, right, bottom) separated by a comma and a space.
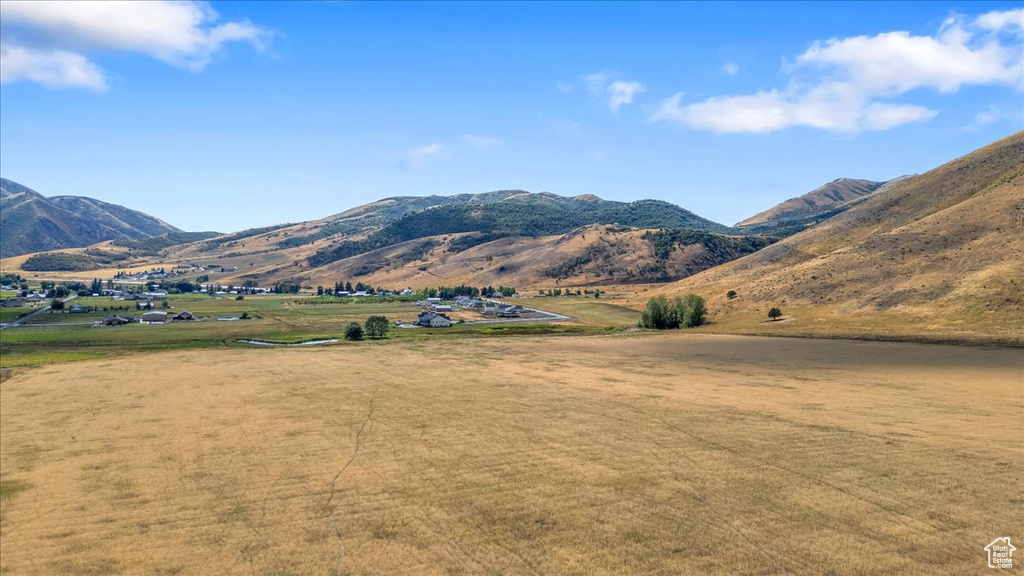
0, 178, 184, 258
0, 172, 904, 288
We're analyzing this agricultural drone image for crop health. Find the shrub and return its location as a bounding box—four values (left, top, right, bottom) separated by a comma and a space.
768, 307, 783, 321
344, 322, 364, 341
726, 290, 737, 299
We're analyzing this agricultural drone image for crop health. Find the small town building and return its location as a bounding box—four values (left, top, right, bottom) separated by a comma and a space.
1, 298, 25, 308
173, 311, 194, 321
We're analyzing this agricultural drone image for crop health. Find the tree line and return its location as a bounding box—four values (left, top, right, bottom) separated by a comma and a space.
639, 294, 707, 329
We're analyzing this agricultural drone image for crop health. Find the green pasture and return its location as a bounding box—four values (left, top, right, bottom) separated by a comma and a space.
522, 297, 641, 327
0, 294, 619, 368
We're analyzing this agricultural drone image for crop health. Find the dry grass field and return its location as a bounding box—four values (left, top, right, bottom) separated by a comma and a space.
2, 334, 1020, 575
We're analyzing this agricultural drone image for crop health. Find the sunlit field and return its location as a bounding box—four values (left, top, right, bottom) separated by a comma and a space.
2, 333, 1019, 575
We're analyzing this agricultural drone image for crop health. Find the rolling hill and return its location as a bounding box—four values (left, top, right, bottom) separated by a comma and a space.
153, 191, 754, 288
735, 176, 915, 237
645, 131, 1024, 343
0, 178, 183, 257
2, 189, 769, 289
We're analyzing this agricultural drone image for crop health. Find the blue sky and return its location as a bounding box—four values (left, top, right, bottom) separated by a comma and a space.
1, 1, 1021, 232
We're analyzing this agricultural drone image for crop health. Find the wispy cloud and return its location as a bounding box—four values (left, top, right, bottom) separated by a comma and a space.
407, 143, 449, 169
607, 81, 646, 113
0, 44, 107, 91
575, 70, 646, 113
546, 119, 584, 137
651, 9, 1024, 133
0, 1, 272, 91
464, 134, 503, 148
723, 62, 740, 76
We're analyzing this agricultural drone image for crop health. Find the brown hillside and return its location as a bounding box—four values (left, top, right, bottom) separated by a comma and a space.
737, 177, 886, 227
218, 225, 765, 290
645, 131, 1024, 343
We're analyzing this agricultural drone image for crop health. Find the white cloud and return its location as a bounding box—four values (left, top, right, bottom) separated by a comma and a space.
0, 43, 107, 91
651, 9, 1023, 133
964, 104, 1012, 131
973, 107, 998, 126
579, 71, 645, 112
464, 135, 503, 148
607, 80, 646, 113
974, 8, 1024, 34
556, 80, 574, 94
723, 62, 739, 76
0, 1, 271, 90
407, 144, 449, 168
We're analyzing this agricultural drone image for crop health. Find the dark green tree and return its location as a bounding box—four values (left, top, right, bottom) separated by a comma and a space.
50, 298, 65, 310
768, 307, 783, 321
726, 290, 737, 299
344, 322, 364, 341
364, 315, 390, 339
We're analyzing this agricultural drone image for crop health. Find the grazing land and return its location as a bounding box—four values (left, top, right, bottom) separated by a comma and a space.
1, 334, 1020, 575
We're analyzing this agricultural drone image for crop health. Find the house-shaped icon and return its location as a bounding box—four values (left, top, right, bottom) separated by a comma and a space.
985, 537, 1015, 569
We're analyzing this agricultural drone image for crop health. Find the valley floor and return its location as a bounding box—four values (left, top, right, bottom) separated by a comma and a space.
1, 334, 1021, 575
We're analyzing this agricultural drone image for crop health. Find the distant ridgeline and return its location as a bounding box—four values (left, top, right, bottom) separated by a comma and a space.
0, 177, 185, 257
308, 196, 734, 268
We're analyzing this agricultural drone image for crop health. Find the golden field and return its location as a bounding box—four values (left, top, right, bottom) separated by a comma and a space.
1, 333, 1020, 575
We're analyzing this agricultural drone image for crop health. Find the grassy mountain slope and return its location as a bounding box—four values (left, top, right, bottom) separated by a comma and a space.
279, 225, 773, 290
737, 178, 887, 227
644, 131, 1024, 343
1, 190, 760, 290
0, 178, 181, 257
304, 193, 731, 268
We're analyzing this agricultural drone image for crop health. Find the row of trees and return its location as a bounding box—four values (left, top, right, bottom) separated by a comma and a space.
639, 294, 707, 329
344, 315, 390, 341
538, 288, 602, 298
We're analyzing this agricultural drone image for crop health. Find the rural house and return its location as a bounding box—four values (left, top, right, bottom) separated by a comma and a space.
173, 311, 194, 321
417, 311, 452, 328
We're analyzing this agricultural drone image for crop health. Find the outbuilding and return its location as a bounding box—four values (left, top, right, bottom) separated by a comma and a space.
142, 311, 168, 323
